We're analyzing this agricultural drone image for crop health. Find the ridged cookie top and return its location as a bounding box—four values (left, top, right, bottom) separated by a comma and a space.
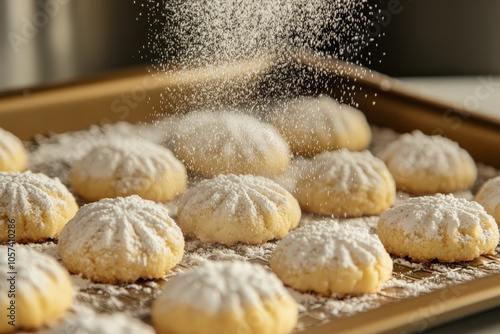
378, 194, 498, 242
475, 176, 500, 214
170, 111, 290, 174
272, 221, 390, 270
58, 195, 184, 256
57, 313, 155, 334
268, 95, 371, 152
155, 261, 292, 314
377, 130, 476, 175
301, 149, 393, 192
178, 174, 290, 219
73, 137, 185, 180
0, 128, 24, 159
0, 246, 71, 301
0, 171, 76, 222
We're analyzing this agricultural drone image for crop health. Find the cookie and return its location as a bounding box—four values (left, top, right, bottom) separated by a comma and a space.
58, 195, 184, 283
151, 261, 298, 334
169, 110, 290, 177
71, 137, 187, 202
295, 149, 395, 217
267, 95, 371, 156
377, 130, 477, 194
376, 194, 499, 262
475, 176, 500, 226
270, 221, 393, 296
0, 128, 27, 172
177, 174, 301, 245
0, 171, 78, 243
0, 246, 73, 333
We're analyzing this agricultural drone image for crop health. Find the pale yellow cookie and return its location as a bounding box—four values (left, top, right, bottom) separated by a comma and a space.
0, 246, 73, 333
0, 171, 78, 243
152, 261, 298, 334
267, 95, 371, 156
377, 130, 477, 194
376, 194, 499, 262
295, 149, 395, 217
170, 110, 290, 178
71, 137, 187, 202
475, 176, 500, 226
0, 128, 27, 172
177, 174, 301, 245
58, 195, 184, 283
270, 221, 393, 296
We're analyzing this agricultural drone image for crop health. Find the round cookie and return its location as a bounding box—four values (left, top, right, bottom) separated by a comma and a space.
377, 130, 477, 194
177, 174, 301, 245
58, 195, 184, 283
475, 176, 500, 226
0, 127, 27, 172
267, 95, 371, 156
376, 194, 499, 262
152, 261, 298, 334
170, 110, 290, 178
0, 246, 73, 333
71, 137, 187, 202
270, 221, 393, 296
295, 149, 396, 217
54, 313, 155, 334
0, 171, 78, 243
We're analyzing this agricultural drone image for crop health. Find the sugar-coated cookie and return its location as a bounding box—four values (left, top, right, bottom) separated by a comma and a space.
177, 174, 301, 245
0, 128, 27, 172
267, 96, 371, 156
71, 137, 187, 202
270, 221, 392, 296
377, 130, 477, 194
170, 111, 290, 177
295, 149, 395, 217
152, 261, 298, 334
54, 313, 155, 334
0, 246, 73, 333
58, 195, 184, 283
0, 171, 78, 243
377, 194, 499, 262
475, 176, 500, 226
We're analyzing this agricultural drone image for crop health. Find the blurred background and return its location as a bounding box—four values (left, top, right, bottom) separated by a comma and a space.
1, 0, 500, 108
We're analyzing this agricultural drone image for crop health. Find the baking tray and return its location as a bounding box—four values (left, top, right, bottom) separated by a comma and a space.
1, 52, 500, 333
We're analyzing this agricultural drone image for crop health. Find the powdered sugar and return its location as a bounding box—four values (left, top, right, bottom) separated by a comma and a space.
379, 194, 497, 242
58, 195, 183, 257
72, 137, 184, 187
272, 220, 388, 270
154, 261, 291, 314
0, 171, 75, 230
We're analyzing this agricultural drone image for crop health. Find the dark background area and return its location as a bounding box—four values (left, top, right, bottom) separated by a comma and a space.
1, 0, 500, 93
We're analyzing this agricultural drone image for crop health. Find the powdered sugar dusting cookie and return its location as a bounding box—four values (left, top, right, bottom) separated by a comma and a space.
267, 95, 371, 156
295, 149, 395, 217
377, 194, 499, 262
71, 137, 187, 202
58, 195, 184, 283
177, 174, 301, 245
377, 130, 477, 194
0, 171, 78, 242
152, 261, 297, 334
270, 220, 393, 296
169, 110, 290, 177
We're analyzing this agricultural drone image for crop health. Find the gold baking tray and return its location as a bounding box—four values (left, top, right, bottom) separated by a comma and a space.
1, 52, 500, 333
